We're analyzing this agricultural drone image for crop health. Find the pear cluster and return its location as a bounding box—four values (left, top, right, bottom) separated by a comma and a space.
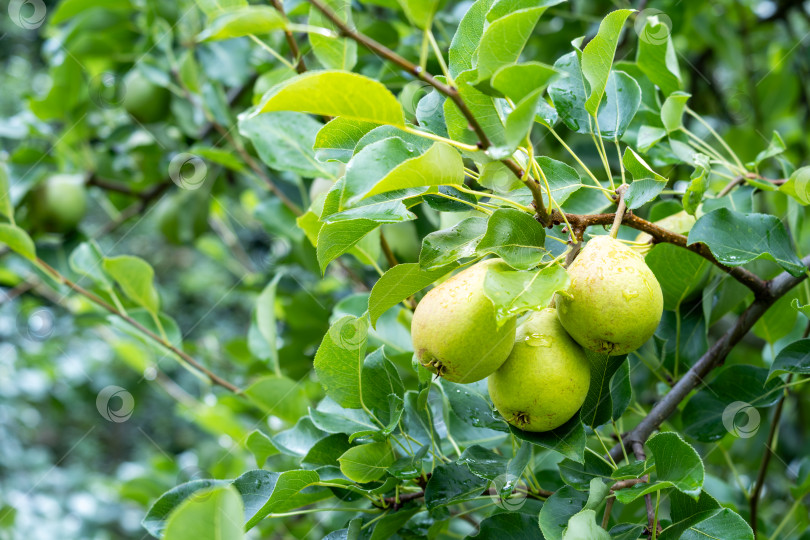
411, 236, 663, 433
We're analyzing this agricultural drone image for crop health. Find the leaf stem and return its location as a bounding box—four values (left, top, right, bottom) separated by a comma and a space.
686, 107, 746, 172
402, 125, 480, 153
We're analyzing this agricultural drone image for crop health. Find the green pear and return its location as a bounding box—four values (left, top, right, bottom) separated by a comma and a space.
634, 209, 702, 254
557, 235, 663, 355
488, 308, 590, 432
411, 258, 516, 383
122, 70, 170, 124
31, 174, 87, 233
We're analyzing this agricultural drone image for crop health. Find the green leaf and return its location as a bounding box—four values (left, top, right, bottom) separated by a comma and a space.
596, 71, 641, 139
476, 5, 551, 80
245, 430, 278, 468
163, 485, 244, 540
683, 154, 710, 215
580, 352, 627, 428
254, 275, 282, 366
768, 339, 810, 381
622, 147, 667, 209
448, 0, 495, 78
754, 131, 787, 167
539, 485, 588, 540
397, 0, 440, 28
239, 112, 337, 178
535, 157, 583, 205
470, 513, 540, 539
483, 263, 569, 325
476, 209, 547, 270
491, 62, 557, 103
501, 89, 544, 154
563, 509, 610, 540
636, 18, 682, 96
314, 117, 378, 163
244, 376, 308, 424
316, 219, 379, 273
510, 413, 586, 463
103, 255, 160, 315
682, 365, 782, 442
753, 291, 798, 344
361, 348, 405, 420
234, 469, 325, 529
442, 380, 509, 432
273, 417, 327, 457
254, 71, 405, 126
0, 224, 36, 261
310, 397, 376, 436
581, 9, 634, 115
313, 315, 369, 408
369, 262, 457, 326
779, 166, 810, 205
357, 142, 463, 203
338, 442, 395, 483
0, 162, 12, 221
194, 0, 247, 18
675, 509, 754, 540
648, 431, 703, 497
646, 244, 710, 310
142, 480, 230, 538
687, 208, 805, 276
444, 69, 506, 147
197, 6, 285, 41
559, 453, 614, 490
424, 462, 489, 509
309, 0, 357, 70
419, 217, 488, 270
661, 91, 691, 132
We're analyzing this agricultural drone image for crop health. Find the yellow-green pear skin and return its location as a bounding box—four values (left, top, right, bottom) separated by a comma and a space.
412, 259, 516, 383
557, 236, 663, 355
488, 308, 590, 432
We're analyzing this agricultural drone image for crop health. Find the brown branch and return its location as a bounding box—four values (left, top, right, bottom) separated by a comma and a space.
609, 254, 810, 463
35, 258, 242, 393
380, 490, 424, 510
270, 0, 306, 73
631, 442, 658, 536
305, 0, 548, 221
549, 210, 768, 294
379, 230, 398, 268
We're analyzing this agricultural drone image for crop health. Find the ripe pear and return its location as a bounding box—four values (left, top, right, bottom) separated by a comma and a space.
412, 258, 516, 383
488, 308, 590, 432
557, 235, 663, 355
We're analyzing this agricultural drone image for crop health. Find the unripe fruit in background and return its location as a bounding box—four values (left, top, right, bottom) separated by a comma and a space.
488, 308, 590, 432
557, 235, 663, 355
122, 69, 170, 124
411, 259, 516, 383
634, 209, 702, 254
31, 174, 87, 233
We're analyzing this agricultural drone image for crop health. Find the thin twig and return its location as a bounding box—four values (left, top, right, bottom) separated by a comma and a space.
632, 442, 658, 536
270, 0, 307, 73
35, 258, 242, 393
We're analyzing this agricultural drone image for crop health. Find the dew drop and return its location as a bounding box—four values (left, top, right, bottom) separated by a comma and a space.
525, 333, 553, 347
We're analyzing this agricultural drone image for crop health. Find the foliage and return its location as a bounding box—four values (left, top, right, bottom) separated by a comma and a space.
1, 0, 810, 539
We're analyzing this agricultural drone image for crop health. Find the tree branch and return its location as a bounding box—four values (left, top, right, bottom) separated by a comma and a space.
549, 209, 768, 294
270, 0, 307, 73
305, 0, 549, 221
609, 255, 810, 462
36, 258, 242, 393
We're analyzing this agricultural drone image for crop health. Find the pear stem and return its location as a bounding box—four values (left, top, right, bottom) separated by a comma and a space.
609, 185, 629, 239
